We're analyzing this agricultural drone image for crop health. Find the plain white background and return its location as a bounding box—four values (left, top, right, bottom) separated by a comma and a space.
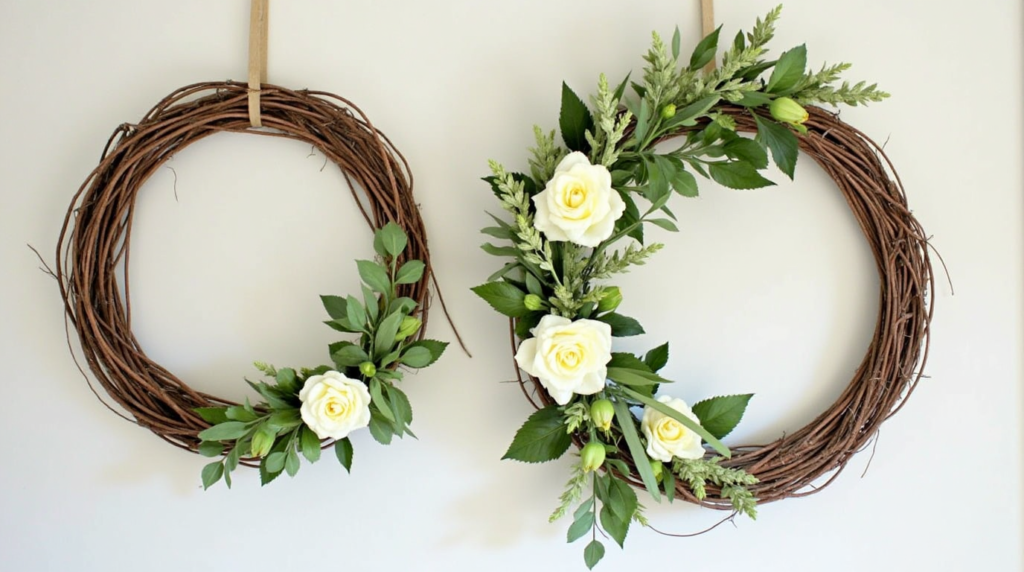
1, 1, 1021, 570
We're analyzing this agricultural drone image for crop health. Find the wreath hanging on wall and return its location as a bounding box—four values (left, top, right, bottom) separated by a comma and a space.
473, 6, 931, 568
54, 81, 449, 489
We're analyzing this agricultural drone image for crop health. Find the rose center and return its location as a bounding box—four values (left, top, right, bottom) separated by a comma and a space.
564, 183, 587, 208
656, 418, 684, 441
325, 396, 350, 419
557, 348, 583, 370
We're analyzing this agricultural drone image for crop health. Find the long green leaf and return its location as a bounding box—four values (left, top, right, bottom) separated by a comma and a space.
620, 387, 731, 458
611, 399, 661, 502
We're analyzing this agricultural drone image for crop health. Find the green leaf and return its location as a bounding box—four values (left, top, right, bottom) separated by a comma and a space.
766, 44, 807, 94
395, 260, 425, 284
669, 165, 698, 198
369, 411, 394, 445
320, 295, 348, 320
596, 312, 645, 337
643, 343, 669, 372
400, 345, 433, 368
574, 497, 595, 522
735, 91, 773, 107
753, 114, 799, 180
607, 367, 665, 387
357, 260, 391, 294
471, 282, 530, 318
284, 447, 301, 477
370, 379, 396, 423
671, 26, 681, 59
225, 405, 257, 423
377, 222, 408, 258
274, 368, 298, 393
201, 461, 224, 490
605, 477, 639, 523
612, 72, 630, 105
346, 295, 367, 332
646, 218, 678, 232
607, 352, 653, 372
709, 161, 776, 190
599, 504, 629, 548
633, 99, 651, 146
362, 285, 379, 322
560, 82, 595, 152
689, 24, 722, 71
387, 385, 414, 431
567, 510, 595, 543
197, 421, 250, 442
481, 243, 519, 258
724, 137, 769, 169
334, 437, 354, 472
525, 272, 543, 296
374, 311, 405, 359
620, 386, 730, 457
501, 405, 572, 463
267, 409, 302, 430
691, 394, 753, 439
663, 466, 677, 502
662, 95, 720, 130
324, 318, 360, 334
195, 407, 229, 425
333, 343, 370, 368
265, 451, 286, 474
389, 296, 417, 316
611, 399, 660, 502
401, 339, 447, 368
300, 425, 321, 463
198, 441, 223, 458
584, 540, 605, 570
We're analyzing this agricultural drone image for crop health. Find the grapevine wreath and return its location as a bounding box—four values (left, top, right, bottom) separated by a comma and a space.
473, 7, 932, 568
54, 81, 451, 488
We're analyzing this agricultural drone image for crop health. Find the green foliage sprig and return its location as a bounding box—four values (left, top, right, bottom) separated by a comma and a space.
196, 223, 447, 489
473, 5, 888, 568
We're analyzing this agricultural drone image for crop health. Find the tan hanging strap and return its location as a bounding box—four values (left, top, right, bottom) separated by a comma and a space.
700, 0, 717, 73
247, 0, 269, 127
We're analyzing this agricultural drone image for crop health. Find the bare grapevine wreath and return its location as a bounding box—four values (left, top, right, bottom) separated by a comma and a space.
473, 7, 931, 568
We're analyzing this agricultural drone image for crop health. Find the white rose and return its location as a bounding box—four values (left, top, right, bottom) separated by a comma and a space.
641, 396, 705, 462
298, 371, 372, 440
533, 151, 625, 247
514, 314, 611, 405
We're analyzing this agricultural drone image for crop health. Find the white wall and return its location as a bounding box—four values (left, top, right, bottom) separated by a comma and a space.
1, 1, 1021, 570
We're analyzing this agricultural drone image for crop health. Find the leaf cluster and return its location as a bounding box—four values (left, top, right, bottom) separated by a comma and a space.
196, 224, 447, 489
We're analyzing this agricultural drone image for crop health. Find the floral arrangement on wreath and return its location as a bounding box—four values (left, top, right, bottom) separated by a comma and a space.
472, 6, 887, 568
197, 223, 447, 488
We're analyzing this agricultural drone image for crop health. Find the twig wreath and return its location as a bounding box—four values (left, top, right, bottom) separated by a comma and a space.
54, 81, 450, 488
473, 7, 932, 568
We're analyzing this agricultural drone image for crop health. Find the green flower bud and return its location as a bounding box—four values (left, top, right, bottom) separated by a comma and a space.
590, 399, 615, 432
581, 441, 606, 473
358, 361, 377, 378
250, 427, 275, 458
769, 96, 809, 125
660, 103, 677, 119
524, 294, 544, 311
596, 287, 622, 313
650, 459, 664, 483
394, 316, 422, 341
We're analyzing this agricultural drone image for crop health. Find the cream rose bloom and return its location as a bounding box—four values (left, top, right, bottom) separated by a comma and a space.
641, 396, 705, 462
514, 315, 611, 405
298, 371, 372, 440
532, 152, 625, 247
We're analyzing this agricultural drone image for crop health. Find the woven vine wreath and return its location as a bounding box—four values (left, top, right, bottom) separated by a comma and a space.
473, 7, 931, 568
55, 81, 449, 489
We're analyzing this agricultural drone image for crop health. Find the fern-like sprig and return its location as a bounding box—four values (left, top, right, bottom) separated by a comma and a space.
674, 457, 759, 519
